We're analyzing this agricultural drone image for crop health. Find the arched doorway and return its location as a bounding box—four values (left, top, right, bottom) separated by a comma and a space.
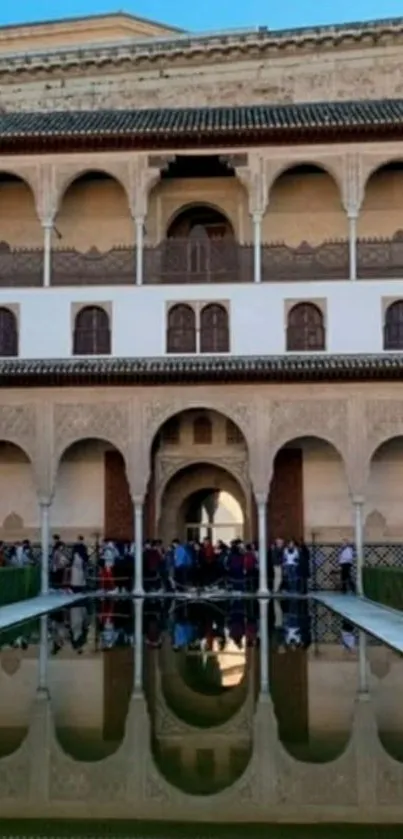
147, 408, 250, 544
159, 463, 247, 546
181, 486, 244, 544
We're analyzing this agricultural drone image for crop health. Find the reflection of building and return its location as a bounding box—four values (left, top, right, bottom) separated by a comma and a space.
1, 604, 403, 820
4, 12, 403, 590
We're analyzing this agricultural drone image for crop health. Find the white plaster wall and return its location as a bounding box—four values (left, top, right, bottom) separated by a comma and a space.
52, 442, 105, 534
302, 440, 352, 539
0, 444, 38, 533
0, 441, 105, 538
0, 278, 402, 358
302, 437, 403, 539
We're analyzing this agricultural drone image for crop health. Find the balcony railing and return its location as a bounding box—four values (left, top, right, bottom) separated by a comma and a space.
51, 246, 136, 286
2, 232, 403, 286
143, 239, 254, 284
357, 231, 403, 279
261, 240, 349, 282
0, 242, 43, 287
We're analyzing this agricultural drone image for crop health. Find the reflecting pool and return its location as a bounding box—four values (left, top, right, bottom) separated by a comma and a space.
0, 597, 402, 827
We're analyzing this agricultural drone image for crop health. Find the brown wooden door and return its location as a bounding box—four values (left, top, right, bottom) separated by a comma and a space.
268, 448, 304, 542
104, 450, 134, 541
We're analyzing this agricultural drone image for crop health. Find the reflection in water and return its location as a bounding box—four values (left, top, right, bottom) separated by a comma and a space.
0, 597, 402, 819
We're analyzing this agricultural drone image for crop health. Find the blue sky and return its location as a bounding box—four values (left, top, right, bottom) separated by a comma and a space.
2, 0, 403, 32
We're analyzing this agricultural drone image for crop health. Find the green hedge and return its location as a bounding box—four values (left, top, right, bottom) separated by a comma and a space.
0, 565, 40, 607
363, 565, 403, 611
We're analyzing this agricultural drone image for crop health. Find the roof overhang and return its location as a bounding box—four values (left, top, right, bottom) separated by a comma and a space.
0, 354, 402, 387
1, 99, 403, 154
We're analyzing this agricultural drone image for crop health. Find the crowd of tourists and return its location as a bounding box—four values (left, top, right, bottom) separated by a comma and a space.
0, 533, 356, 595
48, 534, 356, 595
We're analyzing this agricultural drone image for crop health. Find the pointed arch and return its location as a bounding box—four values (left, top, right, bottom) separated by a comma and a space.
73, 305, 111, 355
0, 307, 18, 356
384, 299, 403, 350
166, 304, 196, 353
286, 302, 325, 352
200, 303, 229, 353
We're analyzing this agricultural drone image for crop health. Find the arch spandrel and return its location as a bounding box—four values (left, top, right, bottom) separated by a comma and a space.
363, 399, 403, 487
144, 399, 254, 457
51, 401, 132, 488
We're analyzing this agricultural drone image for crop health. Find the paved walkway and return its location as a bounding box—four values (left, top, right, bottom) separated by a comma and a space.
0, 593, 84, 631
315, 592, 403, 654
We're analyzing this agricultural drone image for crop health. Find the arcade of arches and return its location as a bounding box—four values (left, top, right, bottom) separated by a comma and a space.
3, 156, 403, 287
2, 404, 403, 558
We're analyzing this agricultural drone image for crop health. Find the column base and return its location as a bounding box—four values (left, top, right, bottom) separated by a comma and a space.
258, 587, 270, 597
133, 587, 144, 597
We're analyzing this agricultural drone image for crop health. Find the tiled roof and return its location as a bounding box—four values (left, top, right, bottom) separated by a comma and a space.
0, 354, 403, 386
2, 99, 403, 144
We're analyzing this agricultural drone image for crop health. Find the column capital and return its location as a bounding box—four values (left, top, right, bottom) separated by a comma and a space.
255, 492, 268, 507
38, 497, 52, 508
133, 496, 144, 508
352, 495, 365, 506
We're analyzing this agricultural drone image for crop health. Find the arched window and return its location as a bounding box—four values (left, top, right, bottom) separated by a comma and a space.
193, 415, 213, 444
200, 304, 229, 353
286, 302, 325, 352
384, 300, 403, 350
73, 306, 111, 355
161, 417, 180, 445
0, 308, 18, 356
166, 304, 196, 353
226, 419, 244, 445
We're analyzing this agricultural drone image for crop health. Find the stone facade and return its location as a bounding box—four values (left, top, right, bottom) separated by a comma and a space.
0, 383, 402, 541
3, 16, 403, 111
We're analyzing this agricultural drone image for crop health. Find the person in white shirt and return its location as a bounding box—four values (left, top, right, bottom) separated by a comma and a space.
339, 540, 356, 594
283, 540, 300, 593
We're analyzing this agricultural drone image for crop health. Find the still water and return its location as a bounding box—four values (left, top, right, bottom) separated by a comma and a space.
0, 597, 402, 831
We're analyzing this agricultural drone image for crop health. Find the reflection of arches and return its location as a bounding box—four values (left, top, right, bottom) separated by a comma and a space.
166, 304, 196, 354
153, 738, 253, 796
158, 630, 253, 728
384, 299, 403, 350
73, 305, 111, 355
167, 204, 234, 239
286, 302, 325, 352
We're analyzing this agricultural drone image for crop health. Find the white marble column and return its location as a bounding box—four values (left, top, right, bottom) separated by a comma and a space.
252, 211, 262, 283
348, 212, 358, 280
42, 220, 53, 287
259, 598, 269, 694
38, 614, 49, 696
353, 495, 365, 596
133, 499, 144, 595
135, 216, 145, 285
257, 496, 269, 595
133, 599, 144, 694
39, 500, 51, 595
